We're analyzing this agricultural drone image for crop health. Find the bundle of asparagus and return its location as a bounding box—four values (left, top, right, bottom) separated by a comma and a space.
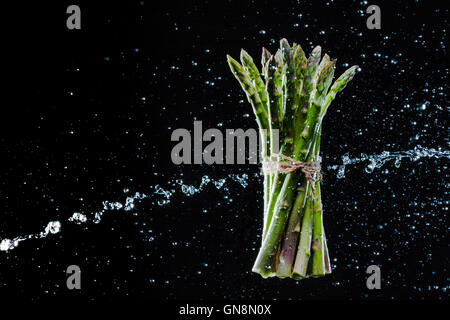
227, 39, 358, 279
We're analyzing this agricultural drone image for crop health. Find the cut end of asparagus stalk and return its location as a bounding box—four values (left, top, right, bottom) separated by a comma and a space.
251, 264, 277, 278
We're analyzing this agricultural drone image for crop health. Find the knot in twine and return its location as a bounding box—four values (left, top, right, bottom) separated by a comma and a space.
262, 153, 322, 198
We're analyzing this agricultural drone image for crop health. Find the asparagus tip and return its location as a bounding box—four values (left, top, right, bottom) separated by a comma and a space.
280, 38, 290, 50
312, 45, 321, 54
262, 47, 271, 56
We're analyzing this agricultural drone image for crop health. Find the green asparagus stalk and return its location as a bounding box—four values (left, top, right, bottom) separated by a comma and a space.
227, 54, 271, 240
263, 50, 282, 238
310, 182, 325, 276
276, 177, 308, 277
323, 231, 332, 274
292, 193, 313, 279
226, 55, 269, 131
310, 126, 326, 277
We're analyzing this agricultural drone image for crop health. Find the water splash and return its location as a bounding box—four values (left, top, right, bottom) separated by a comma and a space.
0, 221, 61, 252
0, 174, 249, 252
328, 145, 450, 179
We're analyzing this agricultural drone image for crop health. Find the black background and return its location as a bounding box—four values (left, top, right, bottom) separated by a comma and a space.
0, 0, 448, 302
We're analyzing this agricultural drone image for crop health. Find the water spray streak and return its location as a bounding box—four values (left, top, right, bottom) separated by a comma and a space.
328, 145, 450, 179
0, 174, 249, 252
1, 145, 448, 252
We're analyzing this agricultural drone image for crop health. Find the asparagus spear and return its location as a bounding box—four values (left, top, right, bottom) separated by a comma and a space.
227, 54, 271, 237
226, 55, 269, 130
292, 194, 313, 279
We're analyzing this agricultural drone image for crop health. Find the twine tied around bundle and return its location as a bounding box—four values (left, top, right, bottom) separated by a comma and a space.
262, 153, 322, 198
